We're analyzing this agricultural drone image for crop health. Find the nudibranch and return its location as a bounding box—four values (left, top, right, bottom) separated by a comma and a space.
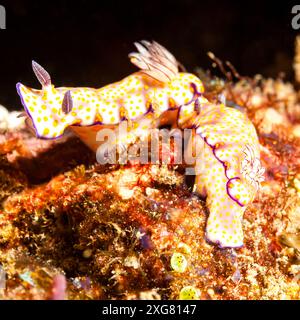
16, 41, 204, 152
180, 104, 265, 247
16, 40, 264, 248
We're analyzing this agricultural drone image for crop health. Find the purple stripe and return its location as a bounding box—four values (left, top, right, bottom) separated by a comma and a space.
226, 178, 244, 207
176, 82, 202, 126
201, 135, 244, 208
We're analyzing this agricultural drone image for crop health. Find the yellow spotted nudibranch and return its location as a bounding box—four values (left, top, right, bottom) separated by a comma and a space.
16, 40, 265, 248
16, 41, 204, 151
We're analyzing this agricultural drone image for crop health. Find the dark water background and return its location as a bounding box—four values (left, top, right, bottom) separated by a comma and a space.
0, 0, 298, 110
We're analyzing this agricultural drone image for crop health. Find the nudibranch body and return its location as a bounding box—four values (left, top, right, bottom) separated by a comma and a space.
180, 103, 264, 247
16, 40, 264, 248
16, 41, 203, 151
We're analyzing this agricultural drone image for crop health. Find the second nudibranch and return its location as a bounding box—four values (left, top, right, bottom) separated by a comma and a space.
16, 40, 265, 248
179, 102, 264, 247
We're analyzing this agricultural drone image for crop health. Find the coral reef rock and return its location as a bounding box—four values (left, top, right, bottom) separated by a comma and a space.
0, 70, 300, 300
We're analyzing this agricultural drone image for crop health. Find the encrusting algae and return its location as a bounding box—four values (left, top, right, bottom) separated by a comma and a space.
0, 40, 299, 300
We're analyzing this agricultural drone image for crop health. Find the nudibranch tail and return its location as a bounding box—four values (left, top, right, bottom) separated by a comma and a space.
193, 146, 245, 248
205, 194, 245, 248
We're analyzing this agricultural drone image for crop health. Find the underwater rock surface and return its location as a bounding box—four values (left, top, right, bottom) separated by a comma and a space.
0, 69, 300, 300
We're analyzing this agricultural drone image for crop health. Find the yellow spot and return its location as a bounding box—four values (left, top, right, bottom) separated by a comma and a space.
43, 116, 48, 121
37, 117, 41, 123
179, 286, 200, 300
71, 112, 77, 117
43, 128, 49, 135
41, 105, 47, 110
170, 252, 188, 273
53, 120, 58, 127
